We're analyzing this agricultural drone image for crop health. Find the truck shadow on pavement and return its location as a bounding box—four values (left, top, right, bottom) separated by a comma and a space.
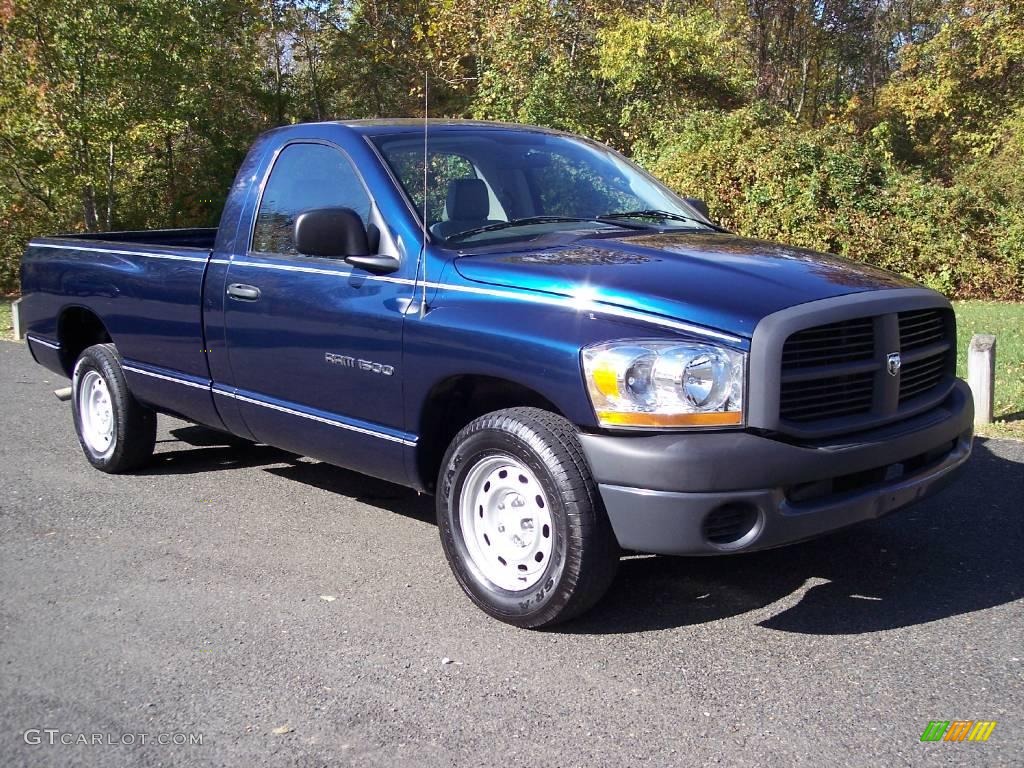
150, 428, 1021, 635
263, 461, 436, 524
142, 426, 298, 475
568, 438, 1023, 635
146, 426, 436, 522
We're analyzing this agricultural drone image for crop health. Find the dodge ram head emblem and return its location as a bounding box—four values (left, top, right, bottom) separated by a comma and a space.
886, 352, 902, 376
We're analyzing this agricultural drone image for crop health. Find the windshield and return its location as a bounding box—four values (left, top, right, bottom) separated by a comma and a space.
370, 127, 713, 245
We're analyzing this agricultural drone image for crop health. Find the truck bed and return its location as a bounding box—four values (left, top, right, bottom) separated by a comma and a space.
55, 227, 218, 250
20, 228, 220, 430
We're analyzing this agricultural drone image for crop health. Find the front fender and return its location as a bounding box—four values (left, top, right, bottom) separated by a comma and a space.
401, 278, 720, 432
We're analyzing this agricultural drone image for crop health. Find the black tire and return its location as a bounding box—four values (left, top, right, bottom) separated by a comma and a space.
437, 407, 619, 628
71, 343, 157, 473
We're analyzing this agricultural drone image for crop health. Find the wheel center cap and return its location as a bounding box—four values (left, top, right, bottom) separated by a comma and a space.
99, 403, 111, 427
495, 492, 535, 549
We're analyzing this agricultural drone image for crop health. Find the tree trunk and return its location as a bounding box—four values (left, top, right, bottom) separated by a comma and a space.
105, 141, 115, 230
166, 134, 177, 229
269, 0, 285, 124
82, 184, 98, 231
76, 57, 97, 231
305, 25, 323, 120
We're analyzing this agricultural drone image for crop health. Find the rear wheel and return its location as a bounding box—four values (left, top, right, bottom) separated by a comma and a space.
72, 343, 156, 473
437, 407, 618, 628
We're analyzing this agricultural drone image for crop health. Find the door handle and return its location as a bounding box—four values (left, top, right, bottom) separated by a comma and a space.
227, 283, 261, 301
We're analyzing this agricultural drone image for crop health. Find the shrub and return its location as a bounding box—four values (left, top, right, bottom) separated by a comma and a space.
644, 105, 1024, 299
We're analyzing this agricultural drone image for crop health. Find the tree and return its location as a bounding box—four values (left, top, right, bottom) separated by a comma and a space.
880, 0, 1024, 171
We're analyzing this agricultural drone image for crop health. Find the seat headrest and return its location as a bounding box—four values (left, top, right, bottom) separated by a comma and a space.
446, 178, 489, 221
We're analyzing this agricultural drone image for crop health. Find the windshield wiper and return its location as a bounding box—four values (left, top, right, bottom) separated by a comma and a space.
446, 216, 647, 243
598, 209, 724, 230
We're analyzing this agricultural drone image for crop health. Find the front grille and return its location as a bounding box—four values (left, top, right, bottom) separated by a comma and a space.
780, 371, 874, 422
899, 353, 948, 402
781, 317, 875, 368
899, 309, 946, 350
898, 309, 950, 403
777, 306, 954, 434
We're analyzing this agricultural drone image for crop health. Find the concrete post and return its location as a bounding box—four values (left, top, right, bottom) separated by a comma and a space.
967, 334, 996, 425
11, 297, 24, 340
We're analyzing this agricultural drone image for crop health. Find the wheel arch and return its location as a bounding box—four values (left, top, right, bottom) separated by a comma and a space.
57, 305, 113, 376
415, 374, 569, 492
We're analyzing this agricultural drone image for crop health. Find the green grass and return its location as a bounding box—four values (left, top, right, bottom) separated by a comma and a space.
0, 297, 13, 342
953, 301, 1024, 440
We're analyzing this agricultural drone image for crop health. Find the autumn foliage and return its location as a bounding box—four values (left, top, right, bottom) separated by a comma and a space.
1, 0, 1021, 298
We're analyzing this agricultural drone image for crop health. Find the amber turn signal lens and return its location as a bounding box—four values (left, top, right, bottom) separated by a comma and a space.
591, 366, 621, 399
596, 410, 743, 427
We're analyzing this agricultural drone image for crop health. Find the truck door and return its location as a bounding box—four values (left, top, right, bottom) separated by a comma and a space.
219, 140, 413, 482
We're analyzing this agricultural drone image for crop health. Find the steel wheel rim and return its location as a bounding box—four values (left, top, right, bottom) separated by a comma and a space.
458, 453, 554, 592
78, 370, 115, 458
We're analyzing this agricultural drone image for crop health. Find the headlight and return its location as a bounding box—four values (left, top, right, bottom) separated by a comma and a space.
582, 340, 745, 428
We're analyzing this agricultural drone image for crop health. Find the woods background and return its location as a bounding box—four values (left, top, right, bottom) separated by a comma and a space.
0, 0, 1022, 298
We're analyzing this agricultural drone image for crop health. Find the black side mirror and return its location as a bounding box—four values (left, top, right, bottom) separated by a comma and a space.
294, 207, 399, 273
684, 197, 711, 220
295, 207, 370, 258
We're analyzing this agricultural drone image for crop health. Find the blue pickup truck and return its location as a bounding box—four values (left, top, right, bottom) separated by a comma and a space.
20, 120, 973, 627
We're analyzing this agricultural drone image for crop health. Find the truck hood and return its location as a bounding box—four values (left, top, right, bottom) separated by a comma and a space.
453, 232, 917, 339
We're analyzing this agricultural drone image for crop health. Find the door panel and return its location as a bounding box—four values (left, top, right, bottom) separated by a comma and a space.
219, 141, 412, 483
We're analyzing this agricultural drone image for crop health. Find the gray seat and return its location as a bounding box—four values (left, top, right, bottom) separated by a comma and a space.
430, 179, 504, 240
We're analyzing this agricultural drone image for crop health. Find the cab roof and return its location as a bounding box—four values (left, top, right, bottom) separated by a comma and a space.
318, 119, 568, 137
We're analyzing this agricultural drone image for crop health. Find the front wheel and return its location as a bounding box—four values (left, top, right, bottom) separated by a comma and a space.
437, 407, 619, 628
71, 343, 156, 473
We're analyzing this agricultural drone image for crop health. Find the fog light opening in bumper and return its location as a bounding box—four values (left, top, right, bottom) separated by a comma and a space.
702, 502, 763, 550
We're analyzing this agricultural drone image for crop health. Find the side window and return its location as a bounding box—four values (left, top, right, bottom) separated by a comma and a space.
252, 143, 371, 255
386, 149, 480, 225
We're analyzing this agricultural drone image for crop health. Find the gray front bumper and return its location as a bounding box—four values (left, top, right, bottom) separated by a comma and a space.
579, 380, 974, 555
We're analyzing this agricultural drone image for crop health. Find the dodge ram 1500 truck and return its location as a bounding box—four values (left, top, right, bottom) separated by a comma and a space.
20, 120, 973, 627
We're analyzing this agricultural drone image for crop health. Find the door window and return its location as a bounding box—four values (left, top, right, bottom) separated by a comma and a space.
252, 143, 371, 255
385, 149, 483, 226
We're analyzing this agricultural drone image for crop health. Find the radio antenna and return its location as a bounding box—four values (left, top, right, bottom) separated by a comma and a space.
420, 72, 429, 317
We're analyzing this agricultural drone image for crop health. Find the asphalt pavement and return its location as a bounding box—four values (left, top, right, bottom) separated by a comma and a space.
1, 339, 1021, 767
